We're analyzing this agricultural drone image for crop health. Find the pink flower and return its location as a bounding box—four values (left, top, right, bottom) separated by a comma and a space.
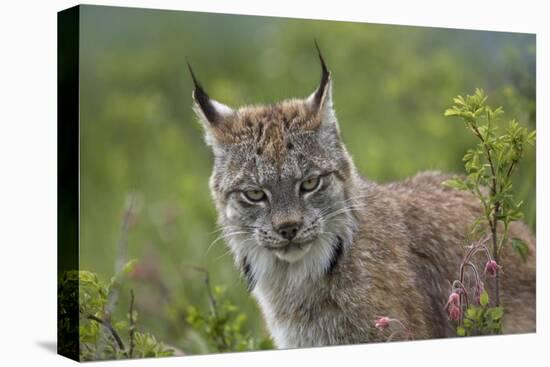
447, 292, 460, 307
374, 316, 391, 331
129, 259, 159, 282
448, 305, 461, 321
484, 260, 500, 277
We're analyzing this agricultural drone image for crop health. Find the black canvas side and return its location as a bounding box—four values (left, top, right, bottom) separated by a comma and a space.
57, 5, 80, 362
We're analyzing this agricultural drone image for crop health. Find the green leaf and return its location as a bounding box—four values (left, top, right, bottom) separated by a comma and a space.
444, 108, 459, 117
442, 179, 466, 190
453, 97, 466, 106
109, 258, 139, 289
456, 327, 466, 337
511, 238, 530, 263
489, 307, 504, 321
78, 270, 99, 284
466, 307, 479, 319
480, 290, 489, 307
527, 130, 536, 144
122, 258, 138, 275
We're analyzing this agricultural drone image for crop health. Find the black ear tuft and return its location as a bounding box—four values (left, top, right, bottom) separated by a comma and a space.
312, 40, 331, 110
187, 62, 221, 124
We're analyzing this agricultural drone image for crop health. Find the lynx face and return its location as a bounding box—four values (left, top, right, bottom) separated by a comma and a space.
213, 112, 351, 264
190, 49, 360, 285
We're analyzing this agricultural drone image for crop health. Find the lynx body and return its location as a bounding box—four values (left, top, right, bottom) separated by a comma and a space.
189, 50, 536, 348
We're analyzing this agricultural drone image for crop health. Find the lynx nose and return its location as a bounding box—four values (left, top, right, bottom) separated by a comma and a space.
276, 221, 302, 241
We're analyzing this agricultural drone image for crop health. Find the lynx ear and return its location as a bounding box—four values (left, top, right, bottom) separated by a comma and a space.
188, 63, 233, 128
306, 42, 334, 125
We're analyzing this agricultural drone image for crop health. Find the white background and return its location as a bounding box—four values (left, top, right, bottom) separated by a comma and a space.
0, 0, 548, 365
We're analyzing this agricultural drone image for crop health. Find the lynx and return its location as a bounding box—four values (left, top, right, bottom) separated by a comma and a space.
188, 46, 536, 348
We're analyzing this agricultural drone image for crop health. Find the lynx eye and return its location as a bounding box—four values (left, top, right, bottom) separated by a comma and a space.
300, 176, 321, 193
242, 189, 266, 203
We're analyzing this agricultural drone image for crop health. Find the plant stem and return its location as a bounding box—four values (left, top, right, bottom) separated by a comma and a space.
491, 180, 501, 306
88, 314, 125, 351
457, 268, 469, 326
471, 123, 501, 306
188, 265, 230, 351
128, 289, 136, 358
189, 265, 218, 317
471, 124, 498, 193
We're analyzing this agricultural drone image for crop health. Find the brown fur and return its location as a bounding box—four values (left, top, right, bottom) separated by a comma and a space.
191, 57, 536, 347
253, 172, 536, 346
211, 100, 321, 164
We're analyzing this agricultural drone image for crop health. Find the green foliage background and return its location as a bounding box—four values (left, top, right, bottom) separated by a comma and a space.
77, 5, 535, 354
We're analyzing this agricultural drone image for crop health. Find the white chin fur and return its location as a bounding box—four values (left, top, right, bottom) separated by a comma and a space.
226, 210, 357, 288
273, 243, 312, 263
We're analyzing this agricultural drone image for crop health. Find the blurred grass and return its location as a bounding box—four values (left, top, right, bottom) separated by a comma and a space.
77, 5, 535, 354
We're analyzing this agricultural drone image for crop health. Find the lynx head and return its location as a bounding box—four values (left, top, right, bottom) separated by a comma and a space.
190, 46, 362, 288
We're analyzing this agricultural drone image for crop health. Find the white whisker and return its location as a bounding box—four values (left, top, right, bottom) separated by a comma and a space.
205, 231, 250, 255
321, 204, 367, 221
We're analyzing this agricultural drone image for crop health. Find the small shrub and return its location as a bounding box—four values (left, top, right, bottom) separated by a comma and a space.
185, 268, 274, 352
58, 262, 175, 361
443, 89, 534, 336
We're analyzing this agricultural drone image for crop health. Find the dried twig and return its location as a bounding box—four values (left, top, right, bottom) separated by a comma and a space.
115, 194, 137, 274
186, 265, 231, 350
87, 314, 125, 351
107, 194, 137, 314
187, 265, 217, 317
128, 289, 136, 358
96, 193, 137, 358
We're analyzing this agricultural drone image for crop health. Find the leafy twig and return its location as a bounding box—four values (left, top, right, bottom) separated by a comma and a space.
444, 89, 535, 308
